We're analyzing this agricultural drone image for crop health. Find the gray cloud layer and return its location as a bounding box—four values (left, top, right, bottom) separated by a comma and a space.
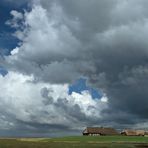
1, 0, 148, 136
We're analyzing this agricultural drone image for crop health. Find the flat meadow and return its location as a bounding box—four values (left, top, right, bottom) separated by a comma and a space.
0, 136, 148, 148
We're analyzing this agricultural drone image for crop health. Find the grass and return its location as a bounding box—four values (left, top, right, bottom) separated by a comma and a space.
45, 136, 148, 143
0, 136, 148, 148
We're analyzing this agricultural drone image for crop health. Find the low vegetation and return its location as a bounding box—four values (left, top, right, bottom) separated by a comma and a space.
0, 136, 148, 148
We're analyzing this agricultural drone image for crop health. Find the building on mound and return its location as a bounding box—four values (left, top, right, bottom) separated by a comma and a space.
121, 130, 145, 136
82, 127, 119, 136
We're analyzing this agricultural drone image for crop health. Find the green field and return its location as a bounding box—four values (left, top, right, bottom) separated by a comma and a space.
0, 136, 148, 148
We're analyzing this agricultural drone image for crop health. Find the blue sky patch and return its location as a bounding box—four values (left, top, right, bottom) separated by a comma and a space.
0, 0, 29, 53
0, 67, 8, 76
69, 78, 103, 99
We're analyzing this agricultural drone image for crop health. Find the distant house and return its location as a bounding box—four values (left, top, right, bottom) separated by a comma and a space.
121, 130, 145, 136
82, 127, 119, 136
144, 131, 148, 136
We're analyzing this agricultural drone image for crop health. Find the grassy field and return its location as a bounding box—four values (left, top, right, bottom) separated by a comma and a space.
0, 136, 148, 148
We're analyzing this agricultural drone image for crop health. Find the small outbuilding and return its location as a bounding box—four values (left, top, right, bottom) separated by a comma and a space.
144, 131, 148, 136
144, 131, 148, 137
82, 127, 119, 136
121, 130, 145, 136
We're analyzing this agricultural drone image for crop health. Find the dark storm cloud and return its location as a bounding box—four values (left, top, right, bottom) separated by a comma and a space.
86, 22, 148, 125
41, 0, 148, 127
56, 0, 117, 40
2, 0, 148, 135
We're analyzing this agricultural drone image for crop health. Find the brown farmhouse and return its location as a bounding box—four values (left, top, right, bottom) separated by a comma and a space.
121, 130, 145, 136
82, 127, 119, 136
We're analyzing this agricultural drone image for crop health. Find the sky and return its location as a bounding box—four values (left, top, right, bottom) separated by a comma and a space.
1, 0, 148, 137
